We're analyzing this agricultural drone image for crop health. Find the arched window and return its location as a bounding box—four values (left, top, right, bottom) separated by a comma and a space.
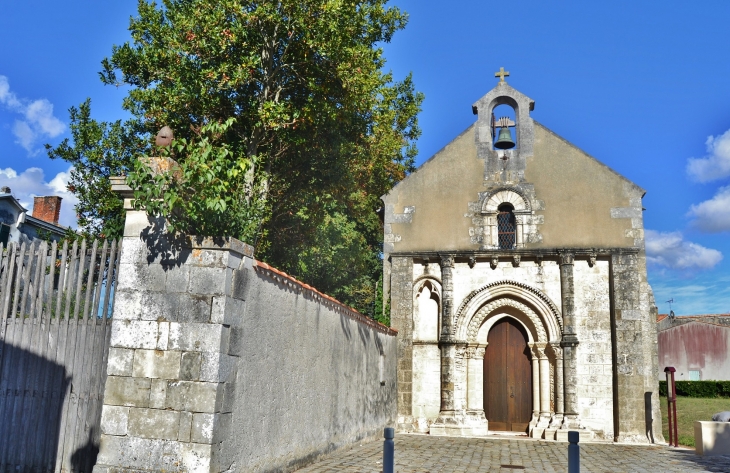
497, 203, 516, 249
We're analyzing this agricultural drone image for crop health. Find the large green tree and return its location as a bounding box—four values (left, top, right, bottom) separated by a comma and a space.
46, 99, 145, 240
51, 0, 422, 314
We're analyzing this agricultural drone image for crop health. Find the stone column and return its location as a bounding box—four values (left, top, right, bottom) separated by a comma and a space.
466, 347, 485, 410
438, 254, 455, 414
531, 343, 550, 438
559, 252, 581, 432
94, 179, 248, 473
547, 343, 564, 429
529, 343, 540, 426
463, 347, 488, 435
389, 256, 415, 432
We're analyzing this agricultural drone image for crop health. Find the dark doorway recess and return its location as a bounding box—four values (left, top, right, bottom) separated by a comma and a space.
484, 317, 532, 432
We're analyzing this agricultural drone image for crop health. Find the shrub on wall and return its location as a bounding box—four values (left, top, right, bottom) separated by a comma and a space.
659, 380, 730, 398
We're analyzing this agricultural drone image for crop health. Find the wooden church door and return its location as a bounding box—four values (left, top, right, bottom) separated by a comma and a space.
483, 318, 532, 432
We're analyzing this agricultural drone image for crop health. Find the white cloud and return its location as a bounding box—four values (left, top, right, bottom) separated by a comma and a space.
645, 229, 722, 269
0, 75, 66, 155
686, 129, 730, 182
0, 76, 21, 108
0, 166, 78, 228
687, 185, 730, 233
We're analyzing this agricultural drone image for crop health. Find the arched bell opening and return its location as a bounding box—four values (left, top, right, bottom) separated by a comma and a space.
492, 103, 517, 150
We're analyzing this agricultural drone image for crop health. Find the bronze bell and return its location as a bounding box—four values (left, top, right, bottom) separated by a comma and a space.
494, 126, 515, 149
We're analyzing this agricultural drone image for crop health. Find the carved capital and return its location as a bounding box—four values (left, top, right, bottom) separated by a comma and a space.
440, 254, 455, 269
588, 252, 597, 268
559, 252, 575, 266
546, 342, 563, 360
490, 256, 499, 270
531, 342, 548, 360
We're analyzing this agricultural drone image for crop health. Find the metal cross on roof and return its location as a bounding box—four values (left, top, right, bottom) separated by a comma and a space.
495, 67, 509, 83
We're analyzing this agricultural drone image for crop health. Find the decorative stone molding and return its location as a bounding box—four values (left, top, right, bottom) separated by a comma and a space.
588, 252, 597, 268
454, 280, 562, 342
490, 256, 499, 270
467, 187, 544, 249
512, 255, 521, 267
482, 188, 530, 213
559, 252, 574, 265
468, 256, 476, 268
466, 298, 548, 344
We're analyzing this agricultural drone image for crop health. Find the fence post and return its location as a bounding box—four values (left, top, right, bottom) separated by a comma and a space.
568, 430, 579, 473
664, 366, 677, 447
383, 427, 394, 473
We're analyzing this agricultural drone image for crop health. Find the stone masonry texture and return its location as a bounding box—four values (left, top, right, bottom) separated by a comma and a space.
94, 208, 397, 473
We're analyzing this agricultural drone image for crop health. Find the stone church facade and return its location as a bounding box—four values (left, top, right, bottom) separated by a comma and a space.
382, 74, 663, 443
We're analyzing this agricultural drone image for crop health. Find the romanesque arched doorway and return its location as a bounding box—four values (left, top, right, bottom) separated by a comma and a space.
484, 317, 532, 432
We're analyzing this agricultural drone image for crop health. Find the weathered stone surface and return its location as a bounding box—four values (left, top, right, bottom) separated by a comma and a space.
165, 380, 220, 413
210, 295, 244, 325
128, 408, 180, 441
110, 320, 165, 350
149, 379, 167, 409
191, 413, 216, 444
132, 349, 181, 379
101, 405, 129, 436
107, 348, 134, 377
116, 263, 167, 292
199, 352, 235, 383
180, 351, 202, 381
168, 323, 229, 353
188, 267, 231, 295
178, 412, 193, 443
104, 376, 151, 408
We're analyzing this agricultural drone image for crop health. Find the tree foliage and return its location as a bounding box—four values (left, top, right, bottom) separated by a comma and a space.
51, 0, 423, 315
46, 99, 144, 239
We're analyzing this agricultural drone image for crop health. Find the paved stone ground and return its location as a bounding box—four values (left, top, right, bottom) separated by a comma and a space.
295, 434, 730, 472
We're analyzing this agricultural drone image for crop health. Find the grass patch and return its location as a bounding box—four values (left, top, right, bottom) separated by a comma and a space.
660, 395, 730, 447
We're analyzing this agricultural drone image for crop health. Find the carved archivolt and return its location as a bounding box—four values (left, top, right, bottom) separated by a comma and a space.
413, 277, 442, 299
482, 188, 530, 213
454, 280, 562, 342
466, 298, 547, 344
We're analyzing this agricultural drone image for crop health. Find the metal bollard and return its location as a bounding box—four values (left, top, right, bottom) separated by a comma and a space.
383, 427, 394, 473
568, 431, 580, 473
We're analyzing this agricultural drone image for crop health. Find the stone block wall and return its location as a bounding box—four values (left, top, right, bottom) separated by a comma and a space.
611, 252, 663, 443
94, 209, 397, 472
95, 230, 244, 473
574, 260, 614, 439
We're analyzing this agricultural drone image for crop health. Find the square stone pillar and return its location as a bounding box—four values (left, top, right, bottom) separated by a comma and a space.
94, 179, 251, 473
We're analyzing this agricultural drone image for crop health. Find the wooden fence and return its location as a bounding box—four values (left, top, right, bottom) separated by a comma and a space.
0, 238, 120, 472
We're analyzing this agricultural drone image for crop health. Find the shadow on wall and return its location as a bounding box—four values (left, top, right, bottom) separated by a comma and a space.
0, 342, 72, 470
645, 391, 655, 443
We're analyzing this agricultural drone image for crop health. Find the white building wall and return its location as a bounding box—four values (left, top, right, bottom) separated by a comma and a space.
573, 260, 614, 439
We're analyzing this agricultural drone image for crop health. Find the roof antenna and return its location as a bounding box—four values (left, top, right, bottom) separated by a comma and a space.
667, 299, 675, 319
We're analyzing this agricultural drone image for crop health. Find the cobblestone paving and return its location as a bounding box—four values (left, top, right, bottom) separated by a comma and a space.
295, 434, 730, 473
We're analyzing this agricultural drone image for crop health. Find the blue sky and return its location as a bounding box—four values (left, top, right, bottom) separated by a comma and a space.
1, 1, 729, 315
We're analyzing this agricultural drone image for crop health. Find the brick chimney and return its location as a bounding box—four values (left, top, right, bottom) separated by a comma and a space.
33, 196, 63, 225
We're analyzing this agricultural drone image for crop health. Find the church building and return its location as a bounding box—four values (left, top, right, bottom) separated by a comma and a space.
382, 70, 663, 443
